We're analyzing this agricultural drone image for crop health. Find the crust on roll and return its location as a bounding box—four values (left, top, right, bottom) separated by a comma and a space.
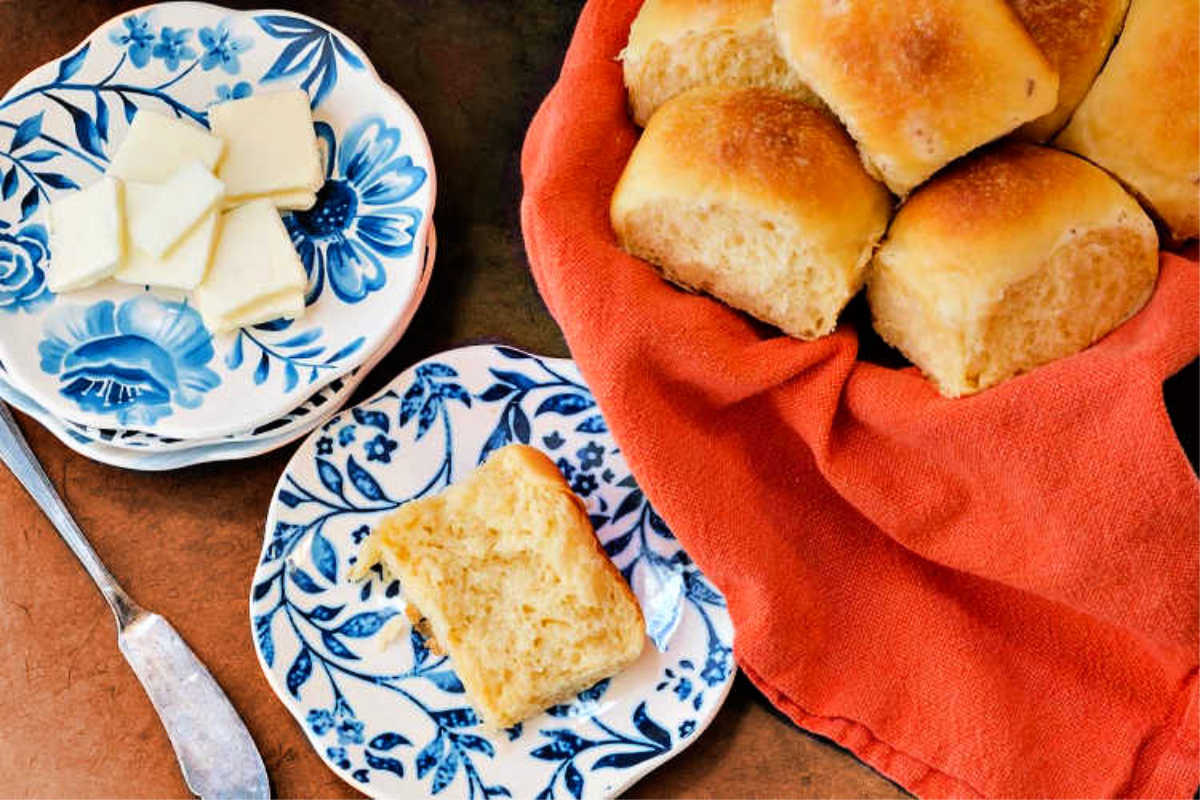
1009, 0, 1131, 141
1055, 0, 1199, 241
869, 144, 1159, 397
773, 0, 1058, 195
611, 87, 892, 340
620, 0, 820, 127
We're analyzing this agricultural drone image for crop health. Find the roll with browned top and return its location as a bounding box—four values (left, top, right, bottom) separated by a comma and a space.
869, 143, 1159, 398
1008, 0, 1130, 141
611, 87, 892, 340
773, 0, 1058, 195
620, 0, 820, 127
1055, 0, 1199, 241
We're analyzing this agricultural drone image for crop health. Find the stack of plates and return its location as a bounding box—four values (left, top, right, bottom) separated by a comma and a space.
0, 4, 436, 470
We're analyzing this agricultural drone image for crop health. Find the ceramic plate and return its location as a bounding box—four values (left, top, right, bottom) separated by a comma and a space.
16, 225, 436, 453
250, 345, 736, 799
0, 370, 329, 470
0, 3, 435, 440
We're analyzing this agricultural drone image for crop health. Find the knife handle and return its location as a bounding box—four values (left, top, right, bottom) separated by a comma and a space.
0, 403, 140, 628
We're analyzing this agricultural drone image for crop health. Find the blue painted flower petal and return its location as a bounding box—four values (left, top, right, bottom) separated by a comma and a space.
338, 116, 399, 187
357, 156, 426, 206
354, 210, 418, 258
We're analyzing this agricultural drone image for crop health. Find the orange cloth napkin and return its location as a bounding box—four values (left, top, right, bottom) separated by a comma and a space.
519, 1, 1200, 796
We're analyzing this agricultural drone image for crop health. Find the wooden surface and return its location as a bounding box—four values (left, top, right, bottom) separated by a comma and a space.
0, 1, 910, 797
0, 2, 1195, 798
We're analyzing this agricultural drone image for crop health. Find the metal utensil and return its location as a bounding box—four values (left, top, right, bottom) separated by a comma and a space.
0, 402, 270, 799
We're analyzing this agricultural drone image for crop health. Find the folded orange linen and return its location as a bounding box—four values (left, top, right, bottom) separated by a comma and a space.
519, 2, 1200, 796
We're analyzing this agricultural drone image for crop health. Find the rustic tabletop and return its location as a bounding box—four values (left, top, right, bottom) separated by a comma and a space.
0, 2, 1194, 798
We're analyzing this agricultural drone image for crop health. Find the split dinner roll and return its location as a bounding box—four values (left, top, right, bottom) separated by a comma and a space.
869, 144, 1159, 397
1055, 0, 1199, 241
611, 87, 891, 339
1008, 0, 1131, 141
773, 0, 1058, 195
620, 0, 819, 128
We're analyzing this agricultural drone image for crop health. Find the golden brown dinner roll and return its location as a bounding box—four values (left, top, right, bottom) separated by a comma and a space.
869, 143, 1159, 397
1009, 0, 1130, 141
1055, 0, 1199, 241
620, 0, 819, 127
611, 87, 892, 339
773, 0, 1059, 195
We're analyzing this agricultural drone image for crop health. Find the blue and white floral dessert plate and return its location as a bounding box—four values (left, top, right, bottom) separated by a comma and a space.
250, 345, 735, 799
0, 227, 435, 470
0, 4, 434, 441
12, 225, 436, 454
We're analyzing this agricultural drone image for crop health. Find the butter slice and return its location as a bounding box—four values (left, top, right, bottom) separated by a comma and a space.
222, 189, 317, 211
115, 183, 218, 290
210, 90, 323, 201
127, 161, 224, 259
48, 176, 125, 292
210, 289, 305, 331
193, 198, 308, 331
107, 110, 224, 183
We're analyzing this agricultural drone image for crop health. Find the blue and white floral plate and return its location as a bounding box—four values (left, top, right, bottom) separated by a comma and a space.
250, 345, 735, 799
0, 3, 434, 440
0, 228, 435, 470
14, 225, 435, 453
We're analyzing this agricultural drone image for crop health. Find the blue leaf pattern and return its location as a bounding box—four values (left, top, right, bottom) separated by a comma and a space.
336, 609, 398, 638
311, 530, 337, 582
346, 456, 387, 501
286, 647, 312, 698
56, 44, 90, 82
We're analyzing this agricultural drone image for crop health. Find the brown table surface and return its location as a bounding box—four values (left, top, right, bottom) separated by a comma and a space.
3, 2, 1195, 799
0, 1, 909, 796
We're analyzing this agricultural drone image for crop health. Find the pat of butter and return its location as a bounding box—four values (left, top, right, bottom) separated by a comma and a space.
222, 189, 317, 212
210, 289, 305, 332
115, 183, 218, 290
210, 90, 323, 201
193, 198, 308, 330
127, 161, 225, 259
106, 110, 224, 183
48, 176, 125, 292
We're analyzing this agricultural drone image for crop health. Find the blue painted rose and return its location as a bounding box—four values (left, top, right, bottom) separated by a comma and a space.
0, 223, 52, 313
285, 116, 427, 304
38, 295, 220, 425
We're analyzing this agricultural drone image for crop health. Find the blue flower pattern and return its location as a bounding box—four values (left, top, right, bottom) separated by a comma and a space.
213, 81, 252, 103
0, 223, 51, 313
37, 295, 218, 425
151, 27, 196, 71
251, 348, 734, 796
364, 433, 397, 463
199, 20, 252, 74
108, 13, 155, 68
285, 117, 426, 305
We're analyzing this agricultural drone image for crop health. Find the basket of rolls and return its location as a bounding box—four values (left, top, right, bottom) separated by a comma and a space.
521, 0, 1198, 797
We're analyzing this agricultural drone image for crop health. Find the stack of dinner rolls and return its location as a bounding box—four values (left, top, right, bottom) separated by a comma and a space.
611, 0, 1198, 397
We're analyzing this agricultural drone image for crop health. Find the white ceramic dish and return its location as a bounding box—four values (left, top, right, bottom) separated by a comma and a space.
0, 227, 435, 470
0, 3, 435, 440
16, 226, 435, 453
250, 345, 736, 799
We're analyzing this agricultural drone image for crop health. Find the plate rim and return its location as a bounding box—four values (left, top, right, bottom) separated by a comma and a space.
0, 1, 438, 440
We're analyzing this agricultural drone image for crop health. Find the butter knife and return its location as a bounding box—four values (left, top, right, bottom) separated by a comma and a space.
0, 402, 269, 799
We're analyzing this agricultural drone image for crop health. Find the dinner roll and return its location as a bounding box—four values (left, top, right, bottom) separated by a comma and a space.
350, 445, 645, 730
611, 87, 892, 339
620, 0, 819, 127
1055, 0, 1199, 241
773, 0, 1059, 195
1009, 0, 1130, 141
869, 143, 1158, 397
